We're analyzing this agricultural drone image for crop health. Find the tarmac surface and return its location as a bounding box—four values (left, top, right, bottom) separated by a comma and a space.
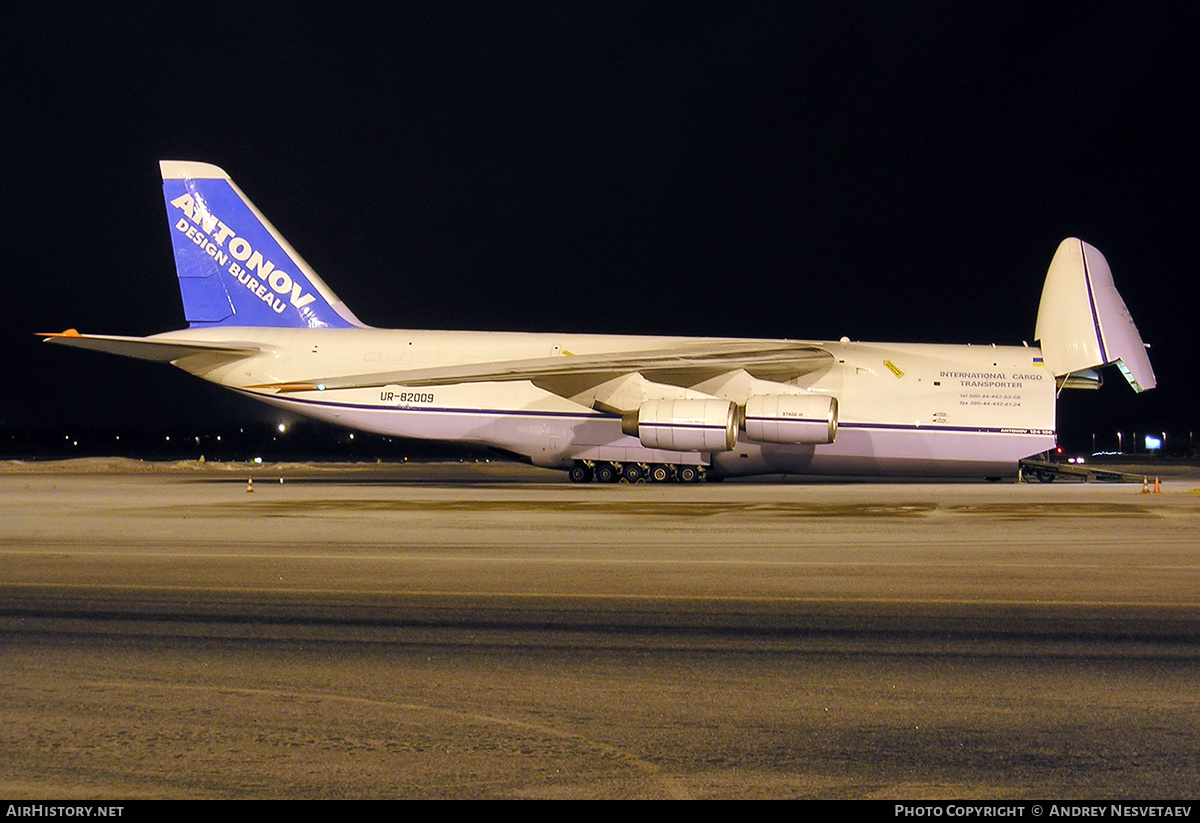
2, 458, 1199, 799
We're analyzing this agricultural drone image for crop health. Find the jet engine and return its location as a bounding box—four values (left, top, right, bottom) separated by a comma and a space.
744, 394, 838, 445
622, 398, 739, 451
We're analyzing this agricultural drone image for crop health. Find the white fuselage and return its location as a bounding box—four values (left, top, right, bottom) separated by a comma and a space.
158, 327, 1056, 477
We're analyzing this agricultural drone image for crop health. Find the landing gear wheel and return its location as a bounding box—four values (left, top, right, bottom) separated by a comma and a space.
622, 463, 646, 483
677, 465, 700, 483
568, 463, 594, 483
649, 464, 671, 483
594, 462, 619, 483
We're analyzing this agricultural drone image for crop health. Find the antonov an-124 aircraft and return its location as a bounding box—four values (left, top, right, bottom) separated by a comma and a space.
42, 161, 1156, 482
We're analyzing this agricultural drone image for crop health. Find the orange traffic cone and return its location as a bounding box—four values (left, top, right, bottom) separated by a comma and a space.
247, 478, 254, 493
1154, 477, 1161, 494
1142, 476, 1150, 494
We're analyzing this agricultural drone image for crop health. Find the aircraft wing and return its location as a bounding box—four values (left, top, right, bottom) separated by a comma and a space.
257, 340, 835, 396
40, 330, 262, 363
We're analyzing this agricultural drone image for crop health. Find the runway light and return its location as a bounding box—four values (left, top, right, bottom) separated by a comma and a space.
277, 423, 287, 433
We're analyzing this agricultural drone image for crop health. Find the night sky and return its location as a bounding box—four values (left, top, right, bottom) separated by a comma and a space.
6, 6, 1197, 453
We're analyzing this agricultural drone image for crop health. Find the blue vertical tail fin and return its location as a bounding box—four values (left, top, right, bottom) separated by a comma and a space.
161, 160, 365, 329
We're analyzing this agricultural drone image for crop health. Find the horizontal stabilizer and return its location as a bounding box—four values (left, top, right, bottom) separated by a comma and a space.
1034, 238, 1155, 392
40, 330, 260, 363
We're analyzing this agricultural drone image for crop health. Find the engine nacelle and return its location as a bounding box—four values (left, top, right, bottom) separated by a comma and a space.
744, 394, 838, 445
623, 398, 739, 452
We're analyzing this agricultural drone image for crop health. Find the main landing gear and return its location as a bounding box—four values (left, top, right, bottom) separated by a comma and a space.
568, 460, 708, 483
